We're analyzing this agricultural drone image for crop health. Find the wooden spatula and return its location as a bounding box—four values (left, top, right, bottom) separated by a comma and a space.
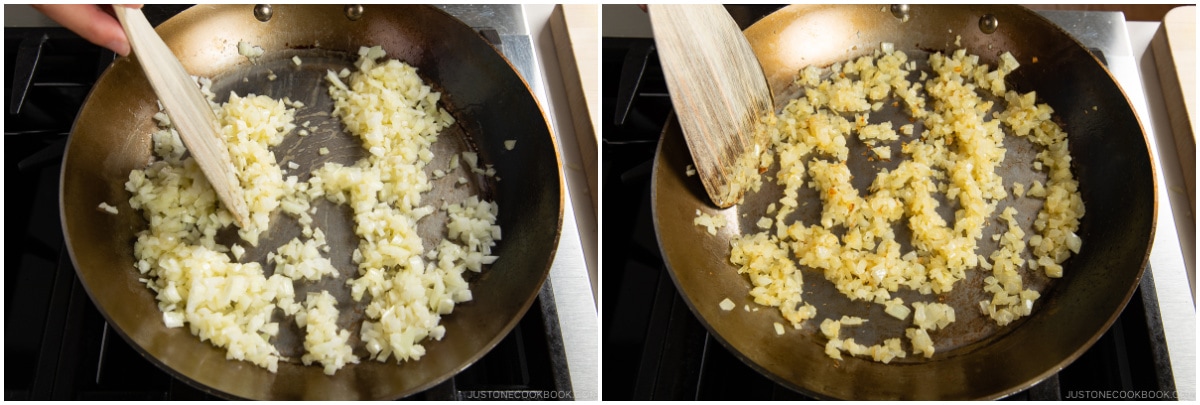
648, 5, 773, 209
114, 6, 250, 228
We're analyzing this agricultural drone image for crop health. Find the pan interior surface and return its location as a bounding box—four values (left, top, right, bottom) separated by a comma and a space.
652, 4, 1154, 400
199, 48, 497, 361
61, 5, 562, 400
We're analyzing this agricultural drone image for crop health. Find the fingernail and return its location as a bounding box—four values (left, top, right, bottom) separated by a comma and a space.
109, 40, 131, 57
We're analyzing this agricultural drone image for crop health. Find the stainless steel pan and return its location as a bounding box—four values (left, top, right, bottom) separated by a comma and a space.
61, 4, 563, 400
653, 4, 1155, 399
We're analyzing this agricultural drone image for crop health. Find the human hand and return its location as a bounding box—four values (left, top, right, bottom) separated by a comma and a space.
30, 4, 143, 56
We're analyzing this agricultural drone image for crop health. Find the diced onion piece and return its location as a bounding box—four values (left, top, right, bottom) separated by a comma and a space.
97, 202, 119, 214
163, 311, 184, 328
885, 302, 911, 320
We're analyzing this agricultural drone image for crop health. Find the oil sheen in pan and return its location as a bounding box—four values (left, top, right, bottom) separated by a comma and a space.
205, 47, 495, 361
728, 48, 1057, 358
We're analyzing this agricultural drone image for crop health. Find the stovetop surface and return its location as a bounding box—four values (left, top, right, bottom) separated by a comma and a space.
5, 4, 575, 400
600, 6, 1179, 400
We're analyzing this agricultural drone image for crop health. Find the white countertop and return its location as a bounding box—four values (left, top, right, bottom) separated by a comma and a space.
1126, 20, 1196, 401
522, 4, 599, 401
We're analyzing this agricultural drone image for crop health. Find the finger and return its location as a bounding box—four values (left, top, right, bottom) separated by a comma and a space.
31, 4, 132, 56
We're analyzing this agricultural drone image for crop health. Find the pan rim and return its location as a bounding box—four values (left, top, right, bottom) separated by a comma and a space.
59, 4, 564, 400
650, 4, 1157, 400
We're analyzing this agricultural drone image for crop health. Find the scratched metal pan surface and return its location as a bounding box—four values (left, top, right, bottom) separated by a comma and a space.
652, 4, 1155, 400
60, 4, 562, 400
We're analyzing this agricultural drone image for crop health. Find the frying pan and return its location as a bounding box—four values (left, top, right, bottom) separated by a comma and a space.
653, 4, 1155, 399
60, 5, 562, 400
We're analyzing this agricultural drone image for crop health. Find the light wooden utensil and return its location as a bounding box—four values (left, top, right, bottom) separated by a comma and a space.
115, 6, 250, 227
648, 4, 772, 209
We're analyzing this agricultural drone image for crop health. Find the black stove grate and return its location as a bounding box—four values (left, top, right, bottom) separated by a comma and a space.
5, 5, 571, 400
601, 36, 1176, 401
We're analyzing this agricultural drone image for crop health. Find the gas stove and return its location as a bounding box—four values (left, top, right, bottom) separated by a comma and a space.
602, 6, 1193, 400
5, 4, 596, 400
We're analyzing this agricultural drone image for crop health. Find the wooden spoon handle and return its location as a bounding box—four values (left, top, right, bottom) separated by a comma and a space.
115, 6, 250, 228
649, 5, 772, 208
